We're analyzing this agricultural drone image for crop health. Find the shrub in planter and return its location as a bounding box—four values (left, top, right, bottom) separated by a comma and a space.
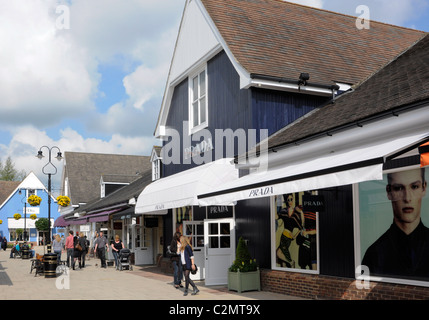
228, 237, 260, 293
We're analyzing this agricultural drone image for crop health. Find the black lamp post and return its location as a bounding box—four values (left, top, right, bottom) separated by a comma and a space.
36, 146, 63, 253
18, 189, 28, 241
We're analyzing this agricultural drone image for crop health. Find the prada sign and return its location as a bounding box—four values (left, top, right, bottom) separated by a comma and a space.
207, 206, 233, 219
302, 195, 325, 212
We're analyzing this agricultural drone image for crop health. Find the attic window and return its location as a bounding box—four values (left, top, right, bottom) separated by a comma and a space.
152, 159, 161, 181
189, 67, 208, 134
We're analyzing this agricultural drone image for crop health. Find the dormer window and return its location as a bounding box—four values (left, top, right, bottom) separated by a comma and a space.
152, 159, 160, 181
151, 146, 162, 181
189, 66, 208, 134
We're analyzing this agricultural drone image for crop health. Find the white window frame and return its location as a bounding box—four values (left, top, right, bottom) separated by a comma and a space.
152, 159, 161, 181
189, 66, 208, 134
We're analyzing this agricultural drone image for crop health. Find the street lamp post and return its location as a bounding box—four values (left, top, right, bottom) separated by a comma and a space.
19, 189, 28, 241
36, 146, 63, 253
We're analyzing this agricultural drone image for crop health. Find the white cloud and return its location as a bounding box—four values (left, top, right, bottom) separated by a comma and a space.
304, 0, 429, 27
286, 0, 323, 8
123, 63, 170, 110
2, 125, 158, 191
0, 0, 183, 131
0, 0, 97, 127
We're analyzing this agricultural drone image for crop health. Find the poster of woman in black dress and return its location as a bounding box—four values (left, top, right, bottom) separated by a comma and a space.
275, 192, 317, 270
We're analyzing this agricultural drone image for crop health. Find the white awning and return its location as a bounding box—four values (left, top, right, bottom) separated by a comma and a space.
135, 158, 238, 214
198, 132, 429, 206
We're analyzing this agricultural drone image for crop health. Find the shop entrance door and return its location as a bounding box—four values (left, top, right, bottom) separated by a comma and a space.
183, 221, 204, 280
135, 225, 154, 265
204, 218, 235, 285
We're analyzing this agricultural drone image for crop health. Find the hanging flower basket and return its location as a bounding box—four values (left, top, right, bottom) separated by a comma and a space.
27, 195, 42, 206
0, 220, 2, 224
56, 195, 70, 207
30, 214, 37, 220
13, 213, 21, 220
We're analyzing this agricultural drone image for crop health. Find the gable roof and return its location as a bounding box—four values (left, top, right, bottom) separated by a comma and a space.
62, 152, 151, 206
201, 0, 426, 85
0, 181, 21, 208
266, 34, 429, 150
155, 0, 426, 137
0, 172, 53, 209
74, 170, 153, 215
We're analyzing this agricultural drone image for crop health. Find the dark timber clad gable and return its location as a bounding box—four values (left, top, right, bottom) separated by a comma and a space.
163, 50, 329, 177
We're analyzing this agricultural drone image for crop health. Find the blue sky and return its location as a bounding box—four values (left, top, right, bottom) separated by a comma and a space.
0, 0, 428, 191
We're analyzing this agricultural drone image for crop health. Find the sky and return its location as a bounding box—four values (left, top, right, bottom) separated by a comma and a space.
0, 0, 428, 193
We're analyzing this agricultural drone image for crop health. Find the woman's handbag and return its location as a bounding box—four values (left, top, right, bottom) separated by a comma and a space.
167, 245, 180, 257
191, 264, 198, 275
75, 242, 82, 251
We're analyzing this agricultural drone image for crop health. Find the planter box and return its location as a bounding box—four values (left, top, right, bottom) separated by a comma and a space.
228, 268, 261, 293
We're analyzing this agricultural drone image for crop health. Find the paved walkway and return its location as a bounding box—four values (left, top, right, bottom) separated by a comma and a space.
0, 246, 307, 300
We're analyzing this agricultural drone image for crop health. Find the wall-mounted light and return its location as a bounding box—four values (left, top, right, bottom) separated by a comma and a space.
298, 73, 310, 86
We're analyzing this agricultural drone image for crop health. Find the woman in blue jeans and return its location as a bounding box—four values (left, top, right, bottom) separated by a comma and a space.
52, 235, 64, 264
111, 235, 124, 270
170, 232, 183, 288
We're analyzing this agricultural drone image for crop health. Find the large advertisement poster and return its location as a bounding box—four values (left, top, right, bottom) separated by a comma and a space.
359, 167, 429, 282
274, 192, 318, 271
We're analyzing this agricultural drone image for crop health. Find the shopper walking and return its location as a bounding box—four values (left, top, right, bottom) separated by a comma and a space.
2, 237, 7, 251
65, 231, 74, 268
52, 234, 64, 264
94, 231, 109, 268
111, 235, 124, 270
180, 236, 199, 296
72, 232, 81, 270
169, 232, 183, 289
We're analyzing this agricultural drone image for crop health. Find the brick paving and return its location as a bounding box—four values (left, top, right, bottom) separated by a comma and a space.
0, 246, 307, 300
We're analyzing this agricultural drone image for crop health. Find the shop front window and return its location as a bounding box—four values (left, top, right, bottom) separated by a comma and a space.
273, 192, 319, 273
175, 206, 193, 235
358, 167, 429, 284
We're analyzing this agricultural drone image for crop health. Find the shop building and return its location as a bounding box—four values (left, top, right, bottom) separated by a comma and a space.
135, 0, 428, 298
0, 172, 60, 244
199, 34, 429, 299
57, 152, 152, 249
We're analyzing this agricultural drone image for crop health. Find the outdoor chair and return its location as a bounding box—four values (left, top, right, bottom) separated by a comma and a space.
30, 253, 44, 276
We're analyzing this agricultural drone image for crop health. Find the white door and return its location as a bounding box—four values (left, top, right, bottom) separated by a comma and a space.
135, 225, 154, 265
183, 221, 205, 280
204, 218, 235, 286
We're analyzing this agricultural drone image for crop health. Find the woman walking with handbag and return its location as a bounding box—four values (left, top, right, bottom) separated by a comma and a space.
72, 233, 83, 270
169, 232, 183, 288
180, 236, 199, 296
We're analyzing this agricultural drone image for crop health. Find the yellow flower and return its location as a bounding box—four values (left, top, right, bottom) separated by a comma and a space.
27, 195, 42, 206
56, 195, 70, 207
13, 213, 21, 220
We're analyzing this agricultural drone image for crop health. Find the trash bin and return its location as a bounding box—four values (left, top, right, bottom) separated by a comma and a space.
21, 245, 30, 259
44, 253, 58, 278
